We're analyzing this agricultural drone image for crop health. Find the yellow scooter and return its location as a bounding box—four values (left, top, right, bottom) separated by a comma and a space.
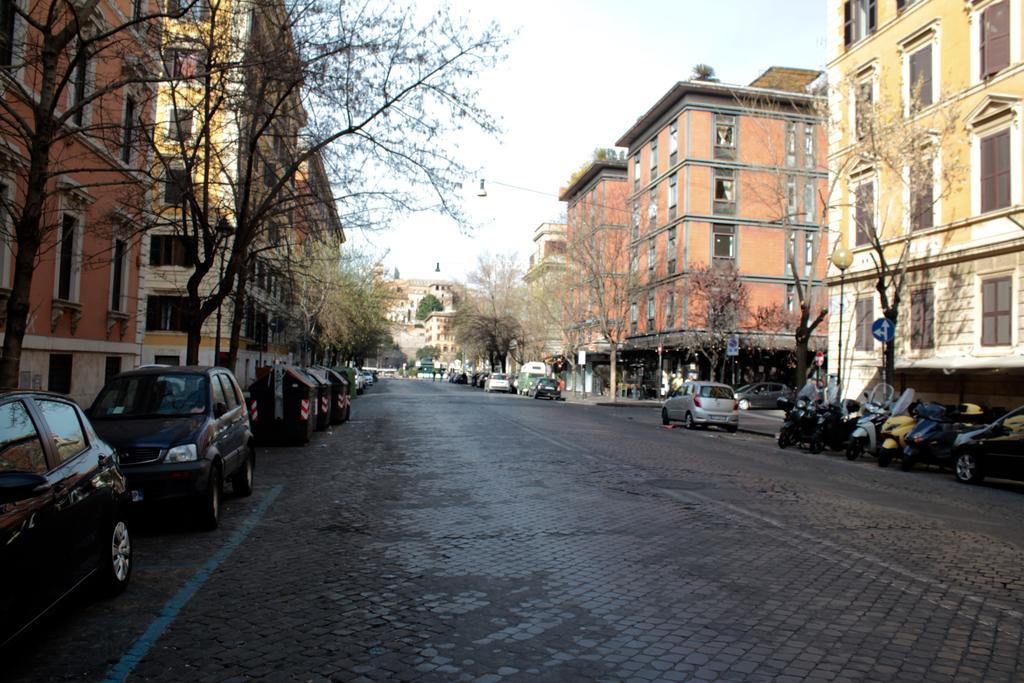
877, 405, 919, 468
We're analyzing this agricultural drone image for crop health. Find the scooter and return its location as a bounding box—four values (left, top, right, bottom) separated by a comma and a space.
901, 402, 986, 471
846, 385, 911, 461
777, 383, 822, 450
812, 397, 861, 453
877, 398, 920, 467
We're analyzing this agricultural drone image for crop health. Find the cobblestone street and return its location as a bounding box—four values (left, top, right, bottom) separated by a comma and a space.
8, 379, 1024, 682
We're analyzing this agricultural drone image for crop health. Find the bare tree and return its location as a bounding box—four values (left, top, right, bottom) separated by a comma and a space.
828, 69, 967, 382
454, 254, 524, 372
684, 262, 749, 383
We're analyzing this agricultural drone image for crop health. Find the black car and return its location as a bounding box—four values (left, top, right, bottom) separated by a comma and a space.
531, 377, 562, 400
952, 406, 1024, 485
0, 391, 132, 648
89, 366, 254, 529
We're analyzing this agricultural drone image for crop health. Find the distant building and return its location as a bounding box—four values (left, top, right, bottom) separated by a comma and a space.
387, 278, 460, 361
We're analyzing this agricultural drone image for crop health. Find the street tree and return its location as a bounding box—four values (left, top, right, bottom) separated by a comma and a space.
684, 262, 749, 383
454, 253, 524, 372
416, 294, 444, 321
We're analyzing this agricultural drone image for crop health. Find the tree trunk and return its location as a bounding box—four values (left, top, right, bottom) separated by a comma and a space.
794, 329, 809, 389
609, 341, 618, 402
225, 272, 245, 373
0, 231, 42, 388
883, 307, 897, 385
186, 323, 203, 365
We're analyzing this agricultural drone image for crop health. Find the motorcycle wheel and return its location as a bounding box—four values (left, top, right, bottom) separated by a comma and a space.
777, 430, 790, 449
845, 438, 863, 461
809, 437, 824, 454
877, 450, 892, 468
900, 454, 915, 472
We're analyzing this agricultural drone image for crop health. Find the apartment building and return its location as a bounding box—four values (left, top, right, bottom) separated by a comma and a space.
559, 158, 630, 395
827, 0, 1024, 406
387, 278, 459, 360
614, 68, 829, 394
0, 0, 157, 405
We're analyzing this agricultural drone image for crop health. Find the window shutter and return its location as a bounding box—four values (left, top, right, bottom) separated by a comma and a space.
996, 130, 1011, 209
982, 279, 995, 346
982, 1, 1010, 78
981, 135, 995, 213
843, 1, 853, 46
896, 0, 906, 11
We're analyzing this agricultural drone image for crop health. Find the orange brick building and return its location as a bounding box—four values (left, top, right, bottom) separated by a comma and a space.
613, 67, 829, 394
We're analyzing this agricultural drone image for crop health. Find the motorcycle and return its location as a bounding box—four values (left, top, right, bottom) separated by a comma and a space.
846, 385, 912, 461
877, 395, 920, 467
777, 382, 823, 450
812, 397, 862, 453
901, 402, 986, 471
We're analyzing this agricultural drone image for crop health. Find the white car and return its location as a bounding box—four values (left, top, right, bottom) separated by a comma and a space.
484, 373, 511, 393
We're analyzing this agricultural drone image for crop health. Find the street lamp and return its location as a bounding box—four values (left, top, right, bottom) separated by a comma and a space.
831, 243, 853, 395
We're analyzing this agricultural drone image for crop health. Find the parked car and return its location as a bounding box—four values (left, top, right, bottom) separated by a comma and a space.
361, 371, 374, 387
662, 381, 739, 432
89, 366, 254, 530
484, 373, 512, 393
531, 377, 562, 400
951, 406, 1024, 485
0, 391, 132, 648
354, 372, 367, 394
476, 372, 490, 388
734, 382, 791, 410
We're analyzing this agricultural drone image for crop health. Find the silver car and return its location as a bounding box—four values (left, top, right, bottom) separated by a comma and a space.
662, 381, 739, 432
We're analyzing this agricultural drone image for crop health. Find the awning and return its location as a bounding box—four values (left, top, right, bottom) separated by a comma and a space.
896, 355, 1024, 372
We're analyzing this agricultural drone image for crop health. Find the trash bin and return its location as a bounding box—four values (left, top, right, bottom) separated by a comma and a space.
247, 365, 316, 446
334, 367, 358, 402
298, 367, 332, 431
314, 366, 350, 424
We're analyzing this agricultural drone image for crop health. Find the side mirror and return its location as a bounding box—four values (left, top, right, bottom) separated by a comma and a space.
0, 472, 50, 504
214, 401, 228, 418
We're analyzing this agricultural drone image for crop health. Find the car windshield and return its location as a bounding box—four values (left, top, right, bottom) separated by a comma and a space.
701, 386, 734, 399
91, 374, 209, 418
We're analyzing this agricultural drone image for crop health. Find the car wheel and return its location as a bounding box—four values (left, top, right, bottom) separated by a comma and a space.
232, 448, 255, 497
197, 466, 222, 530
845, 438, 863, 461
955, 452, 984, 484
684, 412, 695, 430
739, 399, 750, 411
661, 408, 670, 426
533, 393, 541, 399
96, 516, 132, 597
726, 425, 738, 434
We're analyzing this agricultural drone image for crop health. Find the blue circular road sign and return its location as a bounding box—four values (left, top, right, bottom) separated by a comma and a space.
871, 317, 895, 343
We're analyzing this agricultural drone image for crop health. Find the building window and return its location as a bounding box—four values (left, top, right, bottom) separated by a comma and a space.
667, 226, 677, 274
908, 44, 933, 111
855, 298, 874, 351
121, 95, 135, 163
169, 0, 209, 21
855, 181, 874, 246
633, 152, 640, 190
804, 178, 816, 223
668, 173, 678, 219
70, 48, 88, 126
164, 49, 203, 79
786, 176, 798, 219
786, 231, 798, 275
629, 247, 639, 274
910, 287, 934, 350
0, 0, 17, 67
713, 224, 735, 260
104, 356, 122, 384
844, 0, 877, 47
714, 115, 737, 160
631, 201, 640, 239
804, 233, 815, 278
164, 166, 189, 205
630, 301, 638, 335
110, 239, 127, 311
785, 122, 797, 166
911, 160, 935, 231
146, 295, 189, 331
803, 124, 815, 169
896, 0, 922, 13
981, 276, 1012, 346
154, 354, 180, 366
57, 214, 76, 301
589, 189, 596, 227
786, 284, 796, 313
649, 137, 658, 177
648, 186, 658, 228
980, 0, 1010, 79
168, 106, 193, 141
665, 291, 675, 327
647, 238, 655, 272
149, 234, 195, 267
980, 129, 1011, 213
713, 168, 736, 215
132, 0, 143, 19
669, 120, 679, 164
48, 353, 73, 394
647, 292, 655, 331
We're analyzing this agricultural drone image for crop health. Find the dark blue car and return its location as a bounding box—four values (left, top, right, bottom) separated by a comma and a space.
89, 366, 254, 529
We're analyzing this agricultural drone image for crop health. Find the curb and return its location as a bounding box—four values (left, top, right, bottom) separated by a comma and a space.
595, 401, 662, 409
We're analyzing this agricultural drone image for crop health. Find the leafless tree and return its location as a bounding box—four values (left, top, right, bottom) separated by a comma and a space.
454, 253, 524, 372
684, 262, 749, 383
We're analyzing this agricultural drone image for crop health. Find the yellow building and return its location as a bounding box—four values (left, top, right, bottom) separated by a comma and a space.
828, 0, 1024, 406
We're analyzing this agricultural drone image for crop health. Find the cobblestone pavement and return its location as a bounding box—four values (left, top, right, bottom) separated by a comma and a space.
7, 379, 1024, 682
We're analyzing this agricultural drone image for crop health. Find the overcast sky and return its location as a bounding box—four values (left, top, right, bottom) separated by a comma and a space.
350, 0, 828, 282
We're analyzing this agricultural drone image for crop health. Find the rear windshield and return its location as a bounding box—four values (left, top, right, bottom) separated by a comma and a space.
538, 378, 557, 387
701, 386, 735, 399
492, 374, 507, 380
92, 374, 209, 418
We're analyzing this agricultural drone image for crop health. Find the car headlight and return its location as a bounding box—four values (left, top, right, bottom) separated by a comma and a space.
164, 444, 198, 463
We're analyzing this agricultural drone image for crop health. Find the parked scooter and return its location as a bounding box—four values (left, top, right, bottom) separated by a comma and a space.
877, 394, 920, 467
777, 382, 822, 450
846, 385, 911, 461
810, 381, 861, 453
900, 402, 986, 471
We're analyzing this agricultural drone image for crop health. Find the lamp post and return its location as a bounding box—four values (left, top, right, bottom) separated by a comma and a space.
830, 243, 853, 396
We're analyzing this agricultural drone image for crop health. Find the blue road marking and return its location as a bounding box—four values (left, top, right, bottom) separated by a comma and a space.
104, 485, 283, 683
